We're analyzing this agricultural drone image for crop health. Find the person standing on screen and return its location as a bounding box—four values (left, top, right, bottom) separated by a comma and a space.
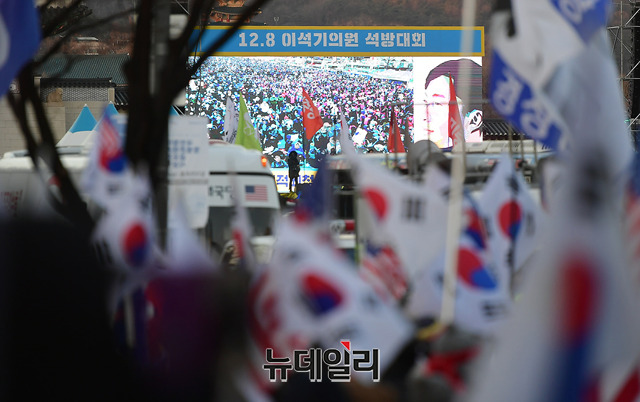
418, 59, 483, 148
288, 151, 300, 192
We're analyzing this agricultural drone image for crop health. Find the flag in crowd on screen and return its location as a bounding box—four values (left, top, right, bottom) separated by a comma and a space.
447, 75, 464, 148
0, 0, 40, 94
339, 112, 357, 157
236, 94, 262, 152
387, 109, 404, 153
223, 96, 239, 144
302, 88, 323, 140
478, 154, 542, 285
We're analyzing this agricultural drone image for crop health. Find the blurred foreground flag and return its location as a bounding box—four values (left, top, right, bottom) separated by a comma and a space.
247, 218, 413, 390
82, 112, 134, 209
167, 195, 216, 272
0, 0, 40, 94
489, 0, 632, 178
478, 154, 542, 284
92, 172, 157, 273
345, 146, 448, 281
230, 188, 258, 272
469, 146, 640, 402
624, 152, 640, 288
406, 180, 510, 335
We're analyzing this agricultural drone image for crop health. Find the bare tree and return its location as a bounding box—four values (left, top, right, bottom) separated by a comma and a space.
7, 0, 271, 240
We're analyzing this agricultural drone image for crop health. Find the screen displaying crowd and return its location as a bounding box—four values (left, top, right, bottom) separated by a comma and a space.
186, 56, 413, 168
185, 56, 482, 169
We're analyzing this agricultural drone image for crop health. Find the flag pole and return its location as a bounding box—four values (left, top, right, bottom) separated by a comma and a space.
440, 0, 477, 326
302, 112, 307, 186
393, 108, 399, 169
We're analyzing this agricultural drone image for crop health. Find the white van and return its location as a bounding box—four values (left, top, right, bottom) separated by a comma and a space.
0, 141, 281, 264
0, 147, 89, 218
205, 140, 281, 258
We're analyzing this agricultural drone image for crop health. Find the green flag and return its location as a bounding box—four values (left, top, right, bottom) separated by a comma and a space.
235, 94, 262, 151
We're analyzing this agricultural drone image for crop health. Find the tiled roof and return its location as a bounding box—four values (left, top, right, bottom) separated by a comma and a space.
114, 88, 128, 109
212, 6, 262, 15
35, 54, 129, 86
40, 77, 113, 87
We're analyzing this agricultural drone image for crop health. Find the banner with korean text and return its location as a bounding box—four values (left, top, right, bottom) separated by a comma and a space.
189, 26, 484, 57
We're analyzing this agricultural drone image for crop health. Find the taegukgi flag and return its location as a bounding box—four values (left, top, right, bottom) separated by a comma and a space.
478, 154, 542, 283
0, 0, 41, 94
469, 142, 640, 402
247, 217, 414, 387
349, 150, 449, 282
406, 164, 511, 335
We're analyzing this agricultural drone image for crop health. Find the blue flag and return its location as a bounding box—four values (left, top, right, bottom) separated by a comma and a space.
0, 0, 41, 94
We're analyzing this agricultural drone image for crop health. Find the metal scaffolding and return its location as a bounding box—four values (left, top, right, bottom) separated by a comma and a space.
609, 1, 640, 137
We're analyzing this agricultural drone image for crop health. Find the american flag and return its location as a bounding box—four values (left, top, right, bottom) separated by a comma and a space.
100, 114, 122, 159
245, 185, 268, 202
360, 242, 408, 302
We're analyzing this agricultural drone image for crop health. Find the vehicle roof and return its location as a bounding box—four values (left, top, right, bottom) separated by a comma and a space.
0, 150, 88, 172
208, 141, 271, 175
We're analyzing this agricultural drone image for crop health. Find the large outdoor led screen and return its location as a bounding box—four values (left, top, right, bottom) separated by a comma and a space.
185, 55, 483, 170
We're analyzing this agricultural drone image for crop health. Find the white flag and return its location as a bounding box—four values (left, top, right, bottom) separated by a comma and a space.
166, 194, 216, 272
478, 154, 542, 283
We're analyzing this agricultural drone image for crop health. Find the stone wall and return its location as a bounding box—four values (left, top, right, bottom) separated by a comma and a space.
0, 98, 115, 156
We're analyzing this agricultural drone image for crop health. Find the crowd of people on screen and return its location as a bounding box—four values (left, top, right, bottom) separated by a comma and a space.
186, 57, 413, 168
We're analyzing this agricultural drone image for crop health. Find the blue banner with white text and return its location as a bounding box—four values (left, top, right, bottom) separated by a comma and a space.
189, 26, 484, 57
